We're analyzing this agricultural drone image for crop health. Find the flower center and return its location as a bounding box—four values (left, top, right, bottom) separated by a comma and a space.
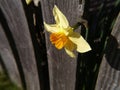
50, 32, 68, 49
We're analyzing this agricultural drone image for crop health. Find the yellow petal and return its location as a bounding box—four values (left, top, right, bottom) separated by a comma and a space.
25, 0, 32, 5
55, 40, 64, 49
50, 33, 68, 49
44, 22, 58, 33
64, 39, 76, 57
65, 39, 76, 51
65, 48, 75, 58
69, 32, 91, 53
53, 5, 69, 28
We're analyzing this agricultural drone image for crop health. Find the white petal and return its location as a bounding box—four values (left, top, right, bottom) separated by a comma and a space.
53, 5, 69, 28
44, 22, 58, 33
64, 48, 75, 58
25, 0, 32, 5
69, 32, 91, 53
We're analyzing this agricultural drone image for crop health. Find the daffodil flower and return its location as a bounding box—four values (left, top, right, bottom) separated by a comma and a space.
44, 5, 91, 57
25, 0, 32, 5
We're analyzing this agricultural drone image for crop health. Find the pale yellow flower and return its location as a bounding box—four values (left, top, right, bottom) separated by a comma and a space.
25, 0, 32, 5
44, 5, 91, 57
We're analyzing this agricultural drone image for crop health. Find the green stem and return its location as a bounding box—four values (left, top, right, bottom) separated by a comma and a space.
72, 22, 81, 30
72, 21, 88, 40
85, 28, 88, 40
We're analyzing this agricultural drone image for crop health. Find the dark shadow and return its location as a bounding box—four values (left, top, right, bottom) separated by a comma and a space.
21, 1, 50, 90
105, 35, 120, 70
75, 0, 120, 89
0, 9, 26, 90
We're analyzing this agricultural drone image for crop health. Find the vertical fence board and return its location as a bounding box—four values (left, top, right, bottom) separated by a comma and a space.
0, 24, 22, 88
41, 0, 83, 90
0, 0, 40, 90
95, 13, 120, 90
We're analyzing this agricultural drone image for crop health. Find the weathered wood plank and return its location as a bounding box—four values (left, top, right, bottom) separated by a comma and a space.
0, 24, 22, 88
41, 0, 84, 90
0, 0, 40, 90
95, 13, 120, 90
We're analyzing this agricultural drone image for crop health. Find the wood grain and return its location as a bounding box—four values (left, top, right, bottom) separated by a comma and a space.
0, 24, 22, 88
95, 13, 120, 90
40, 0, 84, 90
0, 0, 40, 90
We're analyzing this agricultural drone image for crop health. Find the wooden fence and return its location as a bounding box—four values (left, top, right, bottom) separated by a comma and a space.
0, 0, 40, 90
95, 13, 120, 90
0, 0, 120, 90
